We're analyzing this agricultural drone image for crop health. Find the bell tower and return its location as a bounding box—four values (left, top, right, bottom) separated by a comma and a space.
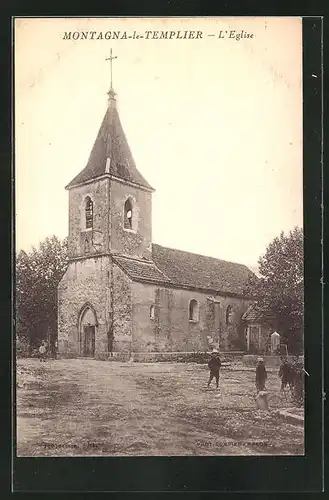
58, 52, 154, 357
65, 54, 154, 261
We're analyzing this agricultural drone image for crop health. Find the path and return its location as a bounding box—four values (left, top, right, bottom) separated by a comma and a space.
16, 358, 304, 456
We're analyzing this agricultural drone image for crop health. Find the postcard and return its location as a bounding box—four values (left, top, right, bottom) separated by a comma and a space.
15, 17, 305, 459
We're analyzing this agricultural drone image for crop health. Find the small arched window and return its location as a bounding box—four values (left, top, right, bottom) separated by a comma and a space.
226, 305, 233, 325
85, 197, 93, 229
189, 299, 199, 322
84, 238, 90, 254
124, 198, 133, 229
150, 305, 155, 320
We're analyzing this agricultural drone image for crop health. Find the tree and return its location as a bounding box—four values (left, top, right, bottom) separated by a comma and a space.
16, 236, 68, 351
244, 227, 304, 353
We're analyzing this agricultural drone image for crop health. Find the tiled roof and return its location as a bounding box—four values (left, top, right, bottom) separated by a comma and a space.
151, 244, 254, 295
66, 97, 153, 190
242, 303, 274, 322
113, 246, 253, 295
112, 255, 171, 283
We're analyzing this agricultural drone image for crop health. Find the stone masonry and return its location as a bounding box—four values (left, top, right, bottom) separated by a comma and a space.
58, 82, 255, 358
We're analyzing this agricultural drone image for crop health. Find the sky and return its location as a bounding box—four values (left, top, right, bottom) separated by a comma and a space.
15, 17, 303, 270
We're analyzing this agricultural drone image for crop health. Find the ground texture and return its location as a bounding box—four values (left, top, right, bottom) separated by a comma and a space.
16, 358, 304, 456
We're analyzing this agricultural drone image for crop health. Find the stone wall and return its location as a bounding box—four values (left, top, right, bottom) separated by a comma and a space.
58, 252, 251, 357
58, 255, 111, 355
131, 282, 251, 352
242, 354, 304, 368
112, 263, 133, 353
68, 178, 110, 258
109, 179, 152, 260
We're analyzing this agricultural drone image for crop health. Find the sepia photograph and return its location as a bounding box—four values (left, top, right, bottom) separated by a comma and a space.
15, 16, 305, 458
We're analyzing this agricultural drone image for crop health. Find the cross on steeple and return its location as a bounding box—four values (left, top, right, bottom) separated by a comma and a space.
105, 49, 118, 91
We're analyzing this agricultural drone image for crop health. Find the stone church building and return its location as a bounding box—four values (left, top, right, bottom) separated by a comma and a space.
58, 84, 256, 358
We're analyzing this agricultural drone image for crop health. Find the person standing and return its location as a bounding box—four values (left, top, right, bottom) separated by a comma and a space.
278, 356, 294, 393
53, 340, 58, 359
291, 356, 304, 406
38, 341, 47, 362
255, 357, 267, 392
207, 349, 222, 390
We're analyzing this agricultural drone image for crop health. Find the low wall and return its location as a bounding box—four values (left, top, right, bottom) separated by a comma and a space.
93, 352, 130, 362
242, 355, 304, 368
130, 351, 245, 363
58, 350, 245, 363
57, 352, 130, 361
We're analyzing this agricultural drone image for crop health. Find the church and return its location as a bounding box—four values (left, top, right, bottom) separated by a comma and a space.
57, 70, 257, 358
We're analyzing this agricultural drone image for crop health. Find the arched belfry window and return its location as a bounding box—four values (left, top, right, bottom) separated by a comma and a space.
85, 197, 93, 229
226, 305, 233, 325
150, 305, 155, 320
189, 299, 199, 322
124, 198, 133, 229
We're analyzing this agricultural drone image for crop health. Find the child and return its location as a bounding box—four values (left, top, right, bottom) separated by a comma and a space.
255, 357, 267, 392
38, 341, 47, 362
207, 349, 221, 390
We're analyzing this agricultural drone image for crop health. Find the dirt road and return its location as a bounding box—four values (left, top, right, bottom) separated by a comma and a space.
16, 358, 304, 456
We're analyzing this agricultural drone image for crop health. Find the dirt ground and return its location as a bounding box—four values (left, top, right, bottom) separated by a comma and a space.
16, 358, 304, 456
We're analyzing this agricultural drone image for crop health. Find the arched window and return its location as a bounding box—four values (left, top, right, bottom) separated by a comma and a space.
84, 238, 90, 254
85, 197, 93, 229
150, 305, 155, 320
189, 299, 199, 322
124, 198, 133, 229
226, 305, 233, 325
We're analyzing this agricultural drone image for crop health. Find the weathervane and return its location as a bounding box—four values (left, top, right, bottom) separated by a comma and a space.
105, 48, 118, 91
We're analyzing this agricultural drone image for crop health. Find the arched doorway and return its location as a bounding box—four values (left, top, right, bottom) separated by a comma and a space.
79, 305, 97, 357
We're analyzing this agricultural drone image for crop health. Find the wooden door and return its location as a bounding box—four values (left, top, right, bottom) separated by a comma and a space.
83, 326, 95, 357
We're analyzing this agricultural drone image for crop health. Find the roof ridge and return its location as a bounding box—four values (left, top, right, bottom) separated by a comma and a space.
152, 243, 254, 295
152, 243, 251, 270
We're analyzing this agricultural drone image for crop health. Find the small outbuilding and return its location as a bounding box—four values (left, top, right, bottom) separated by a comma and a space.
242, 303, 276, 354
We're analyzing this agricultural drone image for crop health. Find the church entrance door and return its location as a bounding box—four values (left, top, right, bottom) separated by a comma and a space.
79, 305, 97, 357
83, 325, 95, 357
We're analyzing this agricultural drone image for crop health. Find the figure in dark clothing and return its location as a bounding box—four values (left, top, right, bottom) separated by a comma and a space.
278, 357, 294, 392
291, 356, 304, 406
207, 349, 221, 390
255, 357, 267, 392
108, 328, 114, 357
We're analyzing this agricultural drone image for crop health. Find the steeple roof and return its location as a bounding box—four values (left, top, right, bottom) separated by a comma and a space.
66, 90, 153, 190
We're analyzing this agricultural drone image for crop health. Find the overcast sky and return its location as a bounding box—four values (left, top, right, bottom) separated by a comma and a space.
15, 17, 302, 269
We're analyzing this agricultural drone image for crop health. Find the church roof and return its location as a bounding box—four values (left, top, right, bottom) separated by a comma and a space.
112, 254, 171, 284
113, 245, 254, 296
66, 91, 153, 190
151, 244, 254, 295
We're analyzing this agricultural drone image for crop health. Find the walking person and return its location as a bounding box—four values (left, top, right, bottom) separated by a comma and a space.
207, 348, 221, 390
38, 340, 47, 362
255, 357, 267, 392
